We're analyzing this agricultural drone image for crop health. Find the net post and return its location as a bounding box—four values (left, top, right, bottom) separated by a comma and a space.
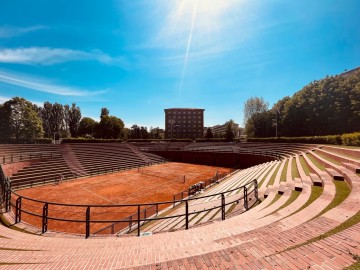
85, 206, 90, 239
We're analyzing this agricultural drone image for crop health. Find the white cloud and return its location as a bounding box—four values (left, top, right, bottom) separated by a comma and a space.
0, 71, 108, 97
0, 25, 48, 38
0, 47, 127, 66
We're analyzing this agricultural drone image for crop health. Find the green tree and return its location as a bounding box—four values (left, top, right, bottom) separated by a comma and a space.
243, 97, 269, 125
129, 125, 141, 139
243, 97, 269, 136
64, 103, 82, 137
0, 97, 43, 143
98, 115, 124, 139
100, 107, 109, 120
78, 117, 97, 137
225, 120, 235, 141
205, 127, 213, 139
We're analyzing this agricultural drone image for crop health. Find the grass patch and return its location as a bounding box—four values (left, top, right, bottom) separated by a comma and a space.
265, 190, 301, 217
344, 261, 360, 270
315, 151, 342, 165
286, 185, 323, 218
313, 180, 351, 219
267, 163, 281, 187
307, 153, 326, 170
258, 164, 276, 188
263, 193, 282, 210
194, 210, 212, 225
280, 160, 288, 182
283, 211, 360, 254
292, 159, 300, 178
275, 190, 301, 213
299, 155, 311, 175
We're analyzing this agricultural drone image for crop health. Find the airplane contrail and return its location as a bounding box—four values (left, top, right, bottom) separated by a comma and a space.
179, 0, 198, 92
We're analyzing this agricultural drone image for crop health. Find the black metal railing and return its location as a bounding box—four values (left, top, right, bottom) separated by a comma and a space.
1, 151, 62, 164
141, 146, 281, 160
7, 179, 258, 239
10, 160, 168, 191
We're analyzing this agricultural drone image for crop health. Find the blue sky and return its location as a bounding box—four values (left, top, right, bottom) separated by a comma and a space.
0, 0, 359, 129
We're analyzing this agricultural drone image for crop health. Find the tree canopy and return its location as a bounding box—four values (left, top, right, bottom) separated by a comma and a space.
245, 69, 360, 137
0, 97, 44, 143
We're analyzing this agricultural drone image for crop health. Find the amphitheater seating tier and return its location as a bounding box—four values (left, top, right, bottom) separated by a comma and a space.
0, 143, 359, 269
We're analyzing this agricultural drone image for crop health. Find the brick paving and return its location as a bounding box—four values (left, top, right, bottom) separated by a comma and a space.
0, 145, 359, 269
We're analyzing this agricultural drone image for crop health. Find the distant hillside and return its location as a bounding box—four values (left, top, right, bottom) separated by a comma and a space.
339, 66, 360, 78
246, 67, 360, 137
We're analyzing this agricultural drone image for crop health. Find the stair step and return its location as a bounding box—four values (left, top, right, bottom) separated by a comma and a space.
278, 183, 286, 195
342, 162, 360, 173
309, 173, 323, 187
325, 168, 344, 181
294, 178, 303, 191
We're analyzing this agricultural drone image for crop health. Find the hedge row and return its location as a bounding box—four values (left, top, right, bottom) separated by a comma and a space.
341, 132, 360, 146
126, 139, 193, 143
247, 132, 360, 146
0, 138, 53, 144
61, 138, 123, 143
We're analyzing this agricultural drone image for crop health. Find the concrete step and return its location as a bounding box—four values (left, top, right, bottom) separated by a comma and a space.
294, 178, 303, 191
325, 167, 344, 181
309, 173, 323, 186
342, 162, 360, 173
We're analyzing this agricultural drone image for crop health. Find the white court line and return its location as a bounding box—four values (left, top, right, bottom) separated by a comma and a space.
80, 186, 117, 205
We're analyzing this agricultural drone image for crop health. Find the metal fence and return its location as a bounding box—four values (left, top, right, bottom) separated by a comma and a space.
7, 179, 258, 238
1, 151, 62, 164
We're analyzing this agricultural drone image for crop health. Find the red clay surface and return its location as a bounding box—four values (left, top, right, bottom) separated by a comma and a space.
15, 162, 229, 235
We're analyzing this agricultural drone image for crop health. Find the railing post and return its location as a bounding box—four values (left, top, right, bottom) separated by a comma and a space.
221, 193, 225, 220
85, 206, 90, 239
156, 204, 159, 215
244, 186, 248, 210
185, 200, 189, 230
137, 205, 141, 237
5, 181, 11, 212
15, 197, 22, 223
254, 180, 258, 201
42, 203, 48, 233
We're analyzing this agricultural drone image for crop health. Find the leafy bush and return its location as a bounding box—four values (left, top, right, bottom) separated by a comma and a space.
61, 138, 123, 143
247, 135, 342, 144
195, 138, 230, 142
341, 132, 360, 146
126, 139, 194, 143
35, 138, 53, 144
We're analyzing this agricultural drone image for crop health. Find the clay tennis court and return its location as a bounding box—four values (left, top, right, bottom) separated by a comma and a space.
14, 162, 229, 235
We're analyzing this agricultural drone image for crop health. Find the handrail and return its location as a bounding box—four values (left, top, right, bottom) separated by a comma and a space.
1, 151, 62, 164
8, 179, 258, 238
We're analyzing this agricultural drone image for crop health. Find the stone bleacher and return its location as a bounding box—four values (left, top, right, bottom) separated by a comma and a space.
1, 143, 167, 189
0, 143, 359, 269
